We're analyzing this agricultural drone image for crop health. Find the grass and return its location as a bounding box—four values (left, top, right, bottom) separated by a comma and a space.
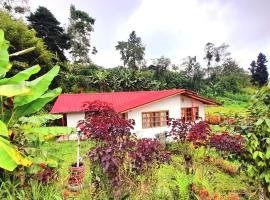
43, 140, 95, 199
205, 89, 256, 117
0, 140, 258, 199
41, 141, 257, 199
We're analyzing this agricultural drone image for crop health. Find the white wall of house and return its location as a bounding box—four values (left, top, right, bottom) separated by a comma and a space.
126, 94, 205, 138
66, 112, 85, 127
65, 94, 205, 138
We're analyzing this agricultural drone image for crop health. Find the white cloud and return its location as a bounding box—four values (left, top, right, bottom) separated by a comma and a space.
28, 0, 270, 70
117, 0, 228, 65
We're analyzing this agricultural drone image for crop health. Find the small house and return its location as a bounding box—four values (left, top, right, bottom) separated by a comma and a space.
50, 89, 220, 138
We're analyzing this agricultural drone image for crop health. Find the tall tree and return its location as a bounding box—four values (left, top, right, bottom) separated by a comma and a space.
203, 42, 230, 81
68, 4, 95, 63
0, 11, 54, 75
116, 31, 145, 71
249, 53, 269, 87
203, 42, 230, 67
0, 0, 29, 16
27, 6, 70, 61
181, 56, 204, 91
149, 56, 171, 79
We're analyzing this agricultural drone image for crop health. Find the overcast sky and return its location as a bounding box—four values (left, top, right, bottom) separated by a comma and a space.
28, 0, 270, 70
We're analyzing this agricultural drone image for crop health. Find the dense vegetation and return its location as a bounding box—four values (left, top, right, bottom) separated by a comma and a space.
0, 1, 270, 199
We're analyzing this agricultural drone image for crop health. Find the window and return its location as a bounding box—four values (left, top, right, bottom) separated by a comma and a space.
142, 111, 169, 128
181, 107, 199, 121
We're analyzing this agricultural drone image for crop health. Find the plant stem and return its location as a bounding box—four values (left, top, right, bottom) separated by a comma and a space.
0, 96, 3, 120
7, 110, 15, 127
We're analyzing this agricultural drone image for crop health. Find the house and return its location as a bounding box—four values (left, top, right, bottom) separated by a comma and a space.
50, 89, 221, 138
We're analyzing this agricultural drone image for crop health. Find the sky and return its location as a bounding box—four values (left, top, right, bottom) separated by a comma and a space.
28, 0, 270, 70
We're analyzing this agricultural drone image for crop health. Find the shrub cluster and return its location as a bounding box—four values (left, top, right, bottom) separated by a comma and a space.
78, 101, 170, 196
166, 119, 245, 154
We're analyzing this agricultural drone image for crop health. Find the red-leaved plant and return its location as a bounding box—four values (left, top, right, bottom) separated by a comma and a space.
208, 132, 246, 155
78, 101, 170, 196
166, 119, 192, 142
186, 121, 211, 147
129, 138, 170, 173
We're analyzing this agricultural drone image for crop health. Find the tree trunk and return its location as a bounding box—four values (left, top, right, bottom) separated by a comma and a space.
259, 182, 267, 200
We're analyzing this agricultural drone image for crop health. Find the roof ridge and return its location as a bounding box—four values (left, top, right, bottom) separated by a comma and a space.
59, 89, 183, 96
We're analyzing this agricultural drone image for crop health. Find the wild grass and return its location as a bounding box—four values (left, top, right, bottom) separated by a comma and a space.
1, 140, 258, 199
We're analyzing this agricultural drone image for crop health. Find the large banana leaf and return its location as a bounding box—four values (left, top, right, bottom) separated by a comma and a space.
19, 114, 63, 126
13, 87, 62, 120
0, 65, 40, 85
0, 137, 32, 171
0, 120, 8, 137
23, 126, 75, 136
0, 82, 31, 97
14, 66, 60, 108
0, 30, 9, 73
0, 30, 9, 68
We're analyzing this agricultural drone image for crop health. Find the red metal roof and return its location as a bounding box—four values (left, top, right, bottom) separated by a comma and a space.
50, 89, 221, 114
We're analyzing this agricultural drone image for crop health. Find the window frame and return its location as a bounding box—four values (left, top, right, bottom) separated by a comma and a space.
181, 107, 199, 121
142, 110, 169, 129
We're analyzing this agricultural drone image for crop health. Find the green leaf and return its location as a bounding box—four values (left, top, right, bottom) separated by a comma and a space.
0, 29, 9, 72
253, 151, 264, 159
255, 118, 264, 126
266, 146, 270, 159
14, 87, 62, 120
0, 120, 8, 137
23, 126, 75, 136
19, 114, 63, 126
0, 137, 32, 171
0, 65, 40, 85
9, 47, 35, 57
14, 66, 60, 108
266, 119, 270, 128
0, 82, 31, 97
265, 174, 270, 183
266, 138, 270, 144
46, 159, 58, 168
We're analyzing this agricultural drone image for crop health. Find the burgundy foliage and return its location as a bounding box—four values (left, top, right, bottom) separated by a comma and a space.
36, 168, 57, 183
129, 138, 171, 172
166, 119, 193, 141
78, 101, 135, 143
186, 121, 211, 146
208, 132, 246, 154
78, 101, 170, 190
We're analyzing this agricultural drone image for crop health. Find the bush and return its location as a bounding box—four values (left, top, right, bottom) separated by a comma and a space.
78, 100, 170, 197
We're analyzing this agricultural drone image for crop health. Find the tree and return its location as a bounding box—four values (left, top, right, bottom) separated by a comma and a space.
0, 11, 54, 75
115, 31, 145, 71
68, 4, 95, 63
27, 6, 70, 61
203, 43, 230, 67
149, 56, 171, 80
181, 56, 204, 91
0, 0, 29, 16
249, 53, 269, 87
203, 43, 230, 81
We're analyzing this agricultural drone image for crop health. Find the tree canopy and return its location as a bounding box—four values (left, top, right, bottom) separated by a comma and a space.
249, 53, 269, 87
0, 11, 54, 75
68, 4, 95, 63
116, 31, 145, 71
27, 6, 70, 61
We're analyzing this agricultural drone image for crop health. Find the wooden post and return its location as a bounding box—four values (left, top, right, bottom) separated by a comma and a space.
191, 98, 195, 121
61, 114, 65, 126
76, 130, 81, 167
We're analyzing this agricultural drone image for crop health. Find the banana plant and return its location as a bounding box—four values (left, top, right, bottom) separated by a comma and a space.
0, 29, 74, 171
